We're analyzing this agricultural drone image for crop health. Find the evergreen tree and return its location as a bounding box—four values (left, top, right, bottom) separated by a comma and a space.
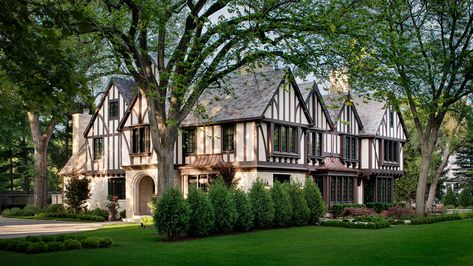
443, 187, 458, 207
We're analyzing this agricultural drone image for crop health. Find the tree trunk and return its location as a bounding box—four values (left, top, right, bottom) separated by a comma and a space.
27, 112, 57, 209
156, 143, 176, 196
426, 178, 438, 213
415, 151, 432, 216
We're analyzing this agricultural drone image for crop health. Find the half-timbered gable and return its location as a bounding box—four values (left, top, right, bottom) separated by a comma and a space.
353, 95, 408, 204
83, 78, 135, 176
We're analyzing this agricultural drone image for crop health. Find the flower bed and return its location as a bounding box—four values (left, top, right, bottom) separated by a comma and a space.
320, 220, 390, 229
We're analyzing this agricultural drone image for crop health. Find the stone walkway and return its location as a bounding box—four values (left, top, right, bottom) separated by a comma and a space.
0, 216, 118, 239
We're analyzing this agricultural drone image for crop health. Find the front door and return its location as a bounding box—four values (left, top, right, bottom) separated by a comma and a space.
138, 176, 155, 215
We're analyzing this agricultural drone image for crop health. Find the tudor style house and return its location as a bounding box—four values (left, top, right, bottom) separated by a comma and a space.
60, 68, 408, 218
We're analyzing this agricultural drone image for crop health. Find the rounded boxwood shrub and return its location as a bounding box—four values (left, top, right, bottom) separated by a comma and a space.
98, 237, 112, 248
26, 241, 47, 254
286, 182, 310, 226
232, 188, 254, 231
249, 179, 274, 229
270, 181, 293, 228
154, 187, 190, 240
209, 180, 237, 234
81, 237, 101, 249
88, 208, 109, 220
64, 239, 82, 250
187, 186, 215, 236
304, 177, 326, 224
47, 241, 65, 252
6, 240, 29, 252
25, 236, 42, 243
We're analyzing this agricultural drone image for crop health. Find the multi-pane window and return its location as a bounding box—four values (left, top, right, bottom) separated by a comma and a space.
344, 136, 358, 160
330, 176, 354, 203
273, 124, 297, 153
222, 125, 235, 151
109, 100, 119, 119
376, 178, 393, 203
108, 178, 125, 199
188, 174, 215, 192
309, 131, 324, 157
93, 138, 103, 160
383, 140, 398, 163
183, 128, 196, 155
132, 127, 150, 154
389, 110, 394, 128
274, 174, 291, 184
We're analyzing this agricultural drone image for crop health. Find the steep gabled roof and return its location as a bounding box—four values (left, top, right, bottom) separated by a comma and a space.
298, 82, 335, 130
59, 144, 86, 176
83, 77, 136, 137
352, 95, 409, 139
322, 92, 363, 130
181, 69, 292, 127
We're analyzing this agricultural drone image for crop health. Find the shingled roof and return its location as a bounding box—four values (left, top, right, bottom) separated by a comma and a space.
351, 95, 387, 135
59, 144, 86, 176
181, 70, 287, 127
112, 77, 136, 104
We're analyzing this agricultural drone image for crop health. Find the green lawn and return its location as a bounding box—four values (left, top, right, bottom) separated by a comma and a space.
2, 220, 473, 266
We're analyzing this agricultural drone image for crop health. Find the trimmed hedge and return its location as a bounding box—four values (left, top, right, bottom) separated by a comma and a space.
209, 180, 237, 234
232, 188, 254, 232
270, 181, 293, 228
320, 220, 390, 229
34, 212, 105, 222
286, 182, 310, 226
365, 203, 396, 213
154, 187, 190, 240
187, 186, 215, 236
410, 214, 462, 225
249, 179, 275, 229
304, 177, 326, 224
2, 206, 40, 217
0, 235, 112, 254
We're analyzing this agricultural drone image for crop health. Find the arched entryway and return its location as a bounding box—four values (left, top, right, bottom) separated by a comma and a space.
138, 175, 155, 215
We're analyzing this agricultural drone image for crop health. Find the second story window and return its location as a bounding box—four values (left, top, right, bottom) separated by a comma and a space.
132, 127, 150, 154
273, 124, 297, 154
389, 110, 394, 128
383, 139, 398, 163
222, 124, 235, 151
343, 135, 358, 160
183, 128, 196, 155
309, 131, 323, 157
109, 100, 119, 119
93, 137, 103, 160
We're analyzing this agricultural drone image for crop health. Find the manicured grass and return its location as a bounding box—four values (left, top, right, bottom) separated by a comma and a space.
2, 220, 473, 265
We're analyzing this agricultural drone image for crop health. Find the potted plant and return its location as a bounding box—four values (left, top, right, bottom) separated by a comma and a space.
106, 195, 119, 221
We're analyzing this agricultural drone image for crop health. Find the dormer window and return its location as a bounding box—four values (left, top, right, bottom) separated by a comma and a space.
222, 124, 235, 152
109, 99, 119, 119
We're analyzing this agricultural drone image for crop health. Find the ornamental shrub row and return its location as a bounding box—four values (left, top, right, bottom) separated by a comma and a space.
154, 177, 327, 240
34, 212, 105, 222
0, 235, 112, 254
409, 213, 473, 225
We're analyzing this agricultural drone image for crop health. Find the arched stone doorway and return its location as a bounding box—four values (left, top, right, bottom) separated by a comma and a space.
138, 175, 155, 215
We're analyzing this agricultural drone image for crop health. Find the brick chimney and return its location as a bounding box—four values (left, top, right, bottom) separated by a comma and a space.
72, 111, 92, 154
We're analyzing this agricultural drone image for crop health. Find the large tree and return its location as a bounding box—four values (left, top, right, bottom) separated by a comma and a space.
0, 0, 111, 207
340, 0, 473, 215
67, 0, 339, 195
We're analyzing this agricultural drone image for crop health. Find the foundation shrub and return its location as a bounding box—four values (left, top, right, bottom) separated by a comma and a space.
64, 239, 82, 250
232, 188, 254, 232
44, 204, 66, 214
365, 203, 395, 213
341, 207, 376, 217
64, 176, 91, 213
154, 187, 190, 240
88, 208, 109, 220
304, 177, 326, 224
209, 180, 237, 234
26, 241, 47, 254
383, 206, 415, 219
249, 179, 274, 229
331, 204, 364, 217
286, 182, 310, 226
270, 181, 293, 228
187, 186, 215, 237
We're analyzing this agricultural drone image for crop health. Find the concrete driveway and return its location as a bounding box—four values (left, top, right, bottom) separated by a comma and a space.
0, 216, 110, 239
